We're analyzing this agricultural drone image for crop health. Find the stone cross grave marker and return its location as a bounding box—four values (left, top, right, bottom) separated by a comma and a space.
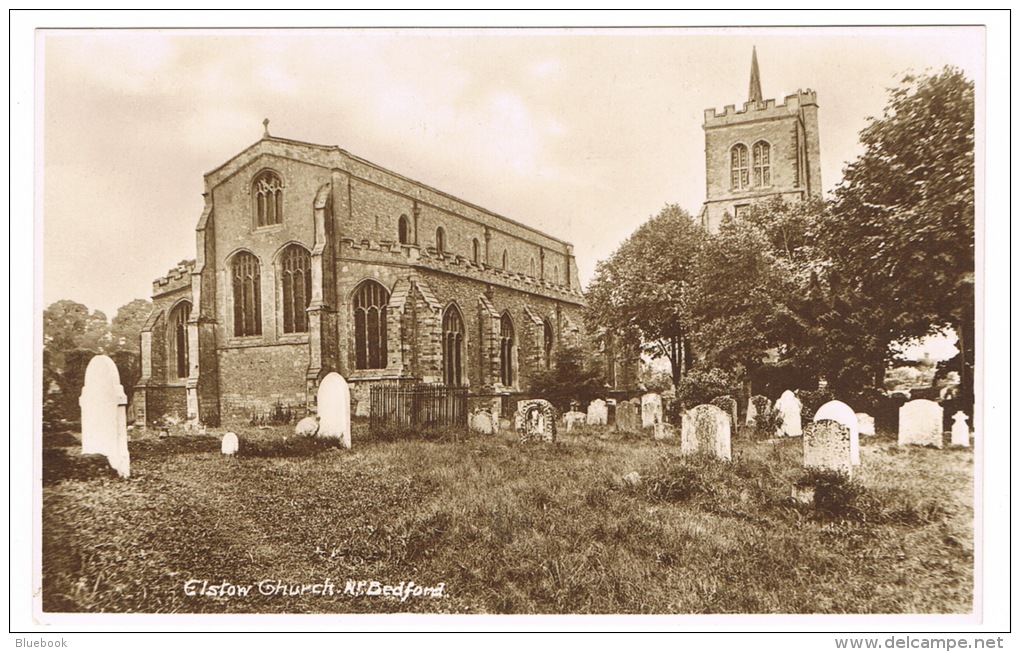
898, 399, 943, 448
813, 400, 860, 466
641, 393, 663, 429
856, 412, 876, 437
586, 399, 607, 426
775, 390, 803, 437
79, 355, 130, 478
317, 372, 351, 448
615, 400, 641, 432
951, 411, 970, 447
221, 432, 239, 455
681, 404, 731, 461
803, 420, 853, 478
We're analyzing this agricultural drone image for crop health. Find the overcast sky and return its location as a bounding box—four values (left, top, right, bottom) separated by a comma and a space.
39, 26, 984, 318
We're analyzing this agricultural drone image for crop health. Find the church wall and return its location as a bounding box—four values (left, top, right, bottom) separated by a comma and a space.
217, 342, 311, 424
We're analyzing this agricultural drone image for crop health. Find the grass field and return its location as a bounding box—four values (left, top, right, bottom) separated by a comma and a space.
41, 422, 973, 614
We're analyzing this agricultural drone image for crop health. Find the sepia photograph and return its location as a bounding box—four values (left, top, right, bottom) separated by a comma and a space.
15, 10, 1009, 641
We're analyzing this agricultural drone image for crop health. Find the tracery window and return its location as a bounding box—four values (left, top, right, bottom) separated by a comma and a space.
543, 319, 554, 369
442, 305, 465, 386
499, 312, 515, 387
730, 144, 749, 190
753, 141, 771, 187
280, 245, 311, 334
169, 301, 191, 379
232, 251, 262, 337
253, 170, 283, 227
353, 280, 389, 370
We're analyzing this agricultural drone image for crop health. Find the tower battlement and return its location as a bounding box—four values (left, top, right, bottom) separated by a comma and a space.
152, 260, 196, 295
704, 89, 818, 128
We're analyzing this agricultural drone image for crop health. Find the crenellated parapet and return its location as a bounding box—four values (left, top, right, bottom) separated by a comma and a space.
704, 89, 818, 128
152, 260, 196, 296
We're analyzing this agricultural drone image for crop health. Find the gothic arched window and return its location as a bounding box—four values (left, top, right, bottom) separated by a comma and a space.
753, 140, 771, 187
168, 301, 191, 379
499, 312, 515, 387
353, 280, 389, 370
232, 251, 262, 337
543, 319, 554, 369
442, 304, 465, 386
730, 144, 749, 190
398, 214, 410, 244
472, 238, 481, 265
280, 244, 311, 334
435, 227, 446, 255
253, 170, 283, 227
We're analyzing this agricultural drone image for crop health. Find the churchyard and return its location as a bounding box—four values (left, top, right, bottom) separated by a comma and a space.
43, 396, 973, 615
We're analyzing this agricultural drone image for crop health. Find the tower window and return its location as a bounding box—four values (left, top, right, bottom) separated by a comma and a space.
253, 170, 283, 227
730, 144, 749, 190
499, 312, 515, 387
435, 227, 446, 255
280, 244, 311, 334
398, 214, 410, 245
753, 141, 771, 187
353, 280, 389, 370
168, 301, 191, 379
232, 251, 262, 337
442, 305, 465, 386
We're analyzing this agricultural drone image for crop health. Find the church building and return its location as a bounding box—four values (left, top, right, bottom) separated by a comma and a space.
134, 125, 629, 427
700, 48, 823, 233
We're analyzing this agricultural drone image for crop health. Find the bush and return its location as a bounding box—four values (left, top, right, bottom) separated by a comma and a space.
675, 367, 738, 410
800, 468, 870, 521
797, 388, 835, 418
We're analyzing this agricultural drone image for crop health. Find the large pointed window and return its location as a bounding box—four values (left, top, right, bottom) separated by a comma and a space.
730, 144, 749, 190
280, 244, 311, 334
353, 280, 389, 370
753, 140, 771, 187
168, 301, 191, 379
253, 170, 283, 227
543, 319, 554, 369
499, 312, 515, 387
442, 305, 465, 386
232, 251, 262, 337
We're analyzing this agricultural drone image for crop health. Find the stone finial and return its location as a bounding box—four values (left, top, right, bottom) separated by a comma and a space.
263, 118, 270, 138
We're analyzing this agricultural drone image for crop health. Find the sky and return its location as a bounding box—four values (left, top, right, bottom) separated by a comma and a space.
38, 25, 984, 321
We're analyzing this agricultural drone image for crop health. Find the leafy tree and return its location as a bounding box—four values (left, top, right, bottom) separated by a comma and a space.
526, 343, 605, 412
585, 205, 704, 385
110, 299, 153, 353
42, 300, 110, 370
826, 67, 975, 408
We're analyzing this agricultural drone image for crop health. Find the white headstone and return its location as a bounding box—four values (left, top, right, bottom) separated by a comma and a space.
563, 410, 587, 431
775, 390, 802, 437
898, 399, 943, 448
745, 397, 758, 425
951, 411, 970, 447
814, 400, 860, 465
317, 372, 351, 448
79, 355, 130, 478
804, 420, 853, 477
681, 404, 731, 461
856, 412, 876, 437
586, 399, 607, 426
640, 393, 663, 429
470, 409, 495, 435
221, 432, 239, 455
294, 416, 319, 437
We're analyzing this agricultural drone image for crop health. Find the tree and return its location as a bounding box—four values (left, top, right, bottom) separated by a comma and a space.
110, 299, 153, 353
526, 343, 605, 412
585, 205, 704, 385
826, 67, 975, 409
42, 300, 110, 370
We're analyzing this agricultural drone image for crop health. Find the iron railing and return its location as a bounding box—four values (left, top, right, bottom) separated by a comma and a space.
369, 381, 468, 429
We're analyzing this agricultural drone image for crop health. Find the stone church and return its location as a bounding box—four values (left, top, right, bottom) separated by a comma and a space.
699, 48, 823, 233
134, 124, 634, 427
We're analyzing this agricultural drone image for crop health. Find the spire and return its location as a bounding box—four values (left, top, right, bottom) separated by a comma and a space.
748, 46, 763, 104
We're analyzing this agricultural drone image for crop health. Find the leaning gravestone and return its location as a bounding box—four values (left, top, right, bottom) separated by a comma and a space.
951, 411, 970, 448
221, 432, 239, 455
586, 399, 608, 426
680, 404, 731, 461
898, 399, 943, 448
563, 410, 587, 431
813, 400, 860, 466
856, 412, 876, 437
317, 372, 351, 449
775, 390, 803, 437
640, 393, 663, 429
803, 420, 853, 477
710, 395, 739, 432
515, 399, 557, 443
615, 400, 641, 432
79, 355, 130, 478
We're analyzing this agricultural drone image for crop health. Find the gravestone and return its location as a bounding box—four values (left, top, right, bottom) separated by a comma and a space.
856, 412, 876, 437
586, 399, 608, 426
803, 420, 853, 477
221, 432, 239, 455
775, 390, 803, 437
79, 355, 130, 478
680, 404, 731, 461
317, 372, 351, 448
563, 410, 587, 431
641, 393, 663, 429
615, 400, 641, 432
710, 395, 739, 432
653, 422, 674, 440
951, 412, 970, 447
515, 399, 557, 443
294, 416, 319, 437
745, 397, 758, 425
898, 399, 943, 448
469, 408, 495, 435
813, 400, 860, 466
747, 395, 772, 429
